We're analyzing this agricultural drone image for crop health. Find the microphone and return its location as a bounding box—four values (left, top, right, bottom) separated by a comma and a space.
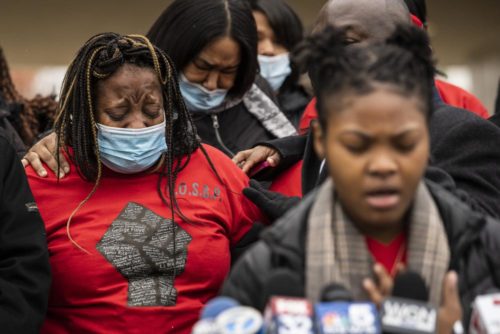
215, 306, 264, 334
261, 268, 313, 334
315, 283, 380, 334
320, 283, 354, 302
264, 297, 314, 334
192, 297, 241, 334
469, 293, 500, 334
381, 271, 437, 334
260, 268, 304, 311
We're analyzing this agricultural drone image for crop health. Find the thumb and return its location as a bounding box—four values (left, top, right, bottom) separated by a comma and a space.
441, 271, 460, 308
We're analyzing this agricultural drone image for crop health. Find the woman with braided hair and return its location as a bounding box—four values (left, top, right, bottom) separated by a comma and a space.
222, 25, 500, 332
25, 32, 263, 333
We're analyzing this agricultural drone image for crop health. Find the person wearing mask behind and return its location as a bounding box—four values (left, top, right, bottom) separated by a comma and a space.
25, 33, 263, 334
250, 0, 312, 127
222, 26, 500, 332
233, 0, 500, 220
22, 0, 297, 176
0, 133, 50, 333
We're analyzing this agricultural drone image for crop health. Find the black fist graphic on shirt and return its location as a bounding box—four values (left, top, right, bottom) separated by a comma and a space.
97, 202, 192, 307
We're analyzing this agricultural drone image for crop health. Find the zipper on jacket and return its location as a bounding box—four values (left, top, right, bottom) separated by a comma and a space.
211, 114, 235, 157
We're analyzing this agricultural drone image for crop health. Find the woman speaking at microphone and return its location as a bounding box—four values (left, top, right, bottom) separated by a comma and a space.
221, 26, 500, 332
25, 33, 263, 333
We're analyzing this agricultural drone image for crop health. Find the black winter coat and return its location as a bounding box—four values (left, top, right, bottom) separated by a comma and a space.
192, 76, 280, 156
265, 102, 500, 218
221, 181, 500, 326
0, 134, 51, 333
277, 83, 311, 128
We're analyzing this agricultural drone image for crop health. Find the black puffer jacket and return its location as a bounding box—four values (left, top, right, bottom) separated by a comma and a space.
277, 83, 311, 128
221, 181, 500, 325
0, 134, 51, 333
192, 76, 282, 157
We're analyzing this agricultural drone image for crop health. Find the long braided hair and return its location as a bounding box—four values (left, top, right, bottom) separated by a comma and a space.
0, 47, 58, 145
54, 32, 220, 253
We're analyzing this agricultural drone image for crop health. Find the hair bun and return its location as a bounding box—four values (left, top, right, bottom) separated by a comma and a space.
385, 24, 434, 70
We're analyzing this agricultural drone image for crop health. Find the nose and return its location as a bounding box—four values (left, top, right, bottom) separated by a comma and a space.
126, 108, 149, 129
203, 71, 220, 91
259, 38, 275, 56
367, 153, 398, 178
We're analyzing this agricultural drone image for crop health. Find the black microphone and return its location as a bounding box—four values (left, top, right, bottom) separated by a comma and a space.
392, 271, 429, 301
261, 268, 314, 334
381, 271, 437, 334
260, 268, 304, 311
320, 283, 354, 302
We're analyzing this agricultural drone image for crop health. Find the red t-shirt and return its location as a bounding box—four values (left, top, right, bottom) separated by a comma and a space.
26, 145, 263, 334
365, 233, 408, 277
299, 80, 489, 133
269, 161, 304, 198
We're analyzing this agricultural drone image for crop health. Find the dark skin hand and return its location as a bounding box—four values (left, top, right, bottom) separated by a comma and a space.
21, 132, 69, 178
363, 266, 462, 334
232, 145, 281, 174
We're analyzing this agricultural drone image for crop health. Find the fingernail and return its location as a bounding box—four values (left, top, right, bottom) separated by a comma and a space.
363, 278, 371, 289
64, 166, 70, 173
40, 170, 47, 177
58, 172, 65, 178
448, 271, 458, 284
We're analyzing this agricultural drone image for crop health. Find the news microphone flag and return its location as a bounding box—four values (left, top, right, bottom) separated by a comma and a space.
469, 293, 500, 334
264, 296, 314, 334
315, 301, 380, 334
216, 306, 264, 334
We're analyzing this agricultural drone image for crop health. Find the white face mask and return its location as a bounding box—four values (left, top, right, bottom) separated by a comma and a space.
258, 53, 292, 92
97, 118, 167, 174
179, 74, 228, 112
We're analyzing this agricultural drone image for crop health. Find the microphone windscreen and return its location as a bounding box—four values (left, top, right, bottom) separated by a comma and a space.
201, 297, 240, 319
260, 268, 304, 311
392, 271, 429, 302
320, 283, 353, 302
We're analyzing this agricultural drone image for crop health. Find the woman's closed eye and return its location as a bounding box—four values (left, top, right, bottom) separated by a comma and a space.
143, 104, 162, 119
105, 107, 128, 121
340, 133, 371, 154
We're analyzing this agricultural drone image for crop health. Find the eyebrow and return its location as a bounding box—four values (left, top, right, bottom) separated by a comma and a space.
196, 57, 240, 70
340, 126, 421, 138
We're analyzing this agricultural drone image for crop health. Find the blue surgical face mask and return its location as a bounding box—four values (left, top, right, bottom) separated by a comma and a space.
97, 118, 167, 174
258, 53, 292, 92
179, 74, 228, 112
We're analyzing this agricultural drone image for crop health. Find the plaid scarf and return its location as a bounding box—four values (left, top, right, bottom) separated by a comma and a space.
306, 179, 450, 306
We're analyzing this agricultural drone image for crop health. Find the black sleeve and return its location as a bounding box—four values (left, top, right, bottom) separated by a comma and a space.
222, 241, 273, 310
256, 135, 307, 167
0, 135, 50, 333
429, 107, 500, 218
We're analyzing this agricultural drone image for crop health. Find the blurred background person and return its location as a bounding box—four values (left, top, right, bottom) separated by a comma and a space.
26, 33, 263, 334
0, 47, 58, 157
0, 133, 50, 333
222, 25, 500, 332
249, 0, 312, 127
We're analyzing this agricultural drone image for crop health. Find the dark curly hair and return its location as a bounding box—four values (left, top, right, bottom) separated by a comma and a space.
293, 24, 436, 128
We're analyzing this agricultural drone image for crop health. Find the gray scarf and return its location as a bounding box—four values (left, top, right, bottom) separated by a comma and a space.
199, 84, 297, 138
306, 179, 450, 306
